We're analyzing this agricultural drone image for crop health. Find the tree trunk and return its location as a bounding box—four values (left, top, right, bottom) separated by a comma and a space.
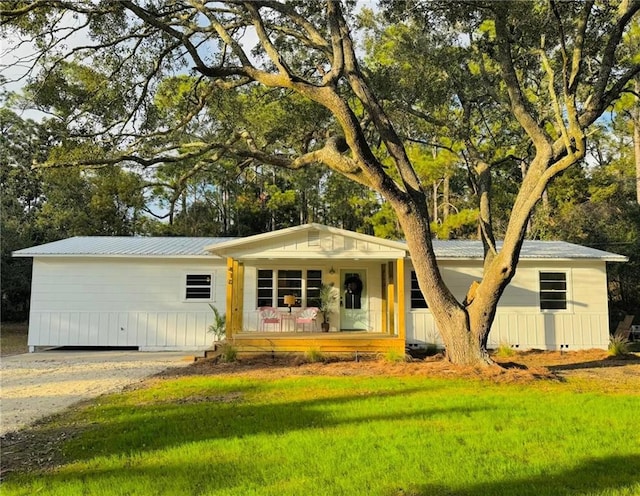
634, 80, 640, 206
401, 155, 552, 365
396, 207, 494, 366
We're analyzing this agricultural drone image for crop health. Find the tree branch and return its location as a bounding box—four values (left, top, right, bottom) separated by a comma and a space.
589, 0, 640, 115
493, 7, 551, 153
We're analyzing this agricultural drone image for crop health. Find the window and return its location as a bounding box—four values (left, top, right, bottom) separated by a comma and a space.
257, 269, 323, 308
185, 274, 212, 300
257, 269, 274, 307
410, 271, 428, 309
539, 272, 567, 310
306, 270, 322, 307
278, 269, 302, 308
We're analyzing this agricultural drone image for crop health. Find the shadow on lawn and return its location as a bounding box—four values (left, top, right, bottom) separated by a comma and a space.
60, 384, 493, 463
547, 354, 640, 372
410, 454, 640, 496
14, 440, 640, 496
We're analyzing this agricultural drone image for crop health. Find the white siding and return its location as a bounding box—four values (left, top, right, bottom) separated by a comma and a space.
28, 257, 225, 350
405, 260, 611, 350
26, 249, 613, 351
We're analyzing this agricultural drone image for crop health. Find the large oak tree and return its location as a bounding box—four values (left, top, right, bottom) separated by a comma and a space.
2, 0, 638, 364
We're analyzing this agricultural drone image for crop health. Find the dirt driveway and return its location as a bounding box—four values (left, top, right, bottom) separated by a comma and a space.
0, 350, 195, 436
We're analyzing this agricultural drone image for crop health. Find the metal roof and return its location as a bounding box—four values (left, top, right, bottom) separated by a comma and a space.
12, 236, 233, 258
12, 234, 627, 261
431, 240, 627, 261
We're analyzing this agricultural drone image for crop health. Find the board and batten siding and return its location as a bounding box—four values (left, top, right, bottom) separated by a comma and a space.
405, 260, 610, 350
28, 257, 225, 351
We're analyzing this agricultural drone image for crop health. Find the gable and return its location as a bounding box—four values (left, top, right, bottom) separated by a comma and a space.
207, 223, 408, 260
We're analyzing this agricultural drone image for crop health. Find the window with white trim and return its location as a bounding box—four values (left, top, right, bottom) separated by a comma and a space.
185, 274, 213, 300
256, 269, 322, 308
410, 271, 428, 309
257, 269, 274, 307
539, 272, 567, 310
306, 270, 322, 307
278, 269, 303, 308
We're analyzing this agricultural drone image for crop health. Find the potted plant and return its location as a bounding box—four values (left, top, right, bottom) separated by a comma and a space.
318, 283, 338, 332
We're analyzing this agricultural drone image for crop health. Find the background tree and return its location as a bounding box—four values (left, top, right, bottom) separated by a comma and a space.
1, 1, 637, 364
0, 109, 46, 320
1, 109, 147, 319
531, 116, 640, 322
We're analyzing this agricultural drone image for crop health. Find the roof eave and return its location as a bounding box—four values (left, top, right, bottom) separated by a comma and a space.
12, 253, 223, 259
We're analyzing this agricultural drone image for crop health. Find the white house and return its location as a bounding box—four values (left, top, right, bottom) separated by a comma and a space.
13, 223, 626, 354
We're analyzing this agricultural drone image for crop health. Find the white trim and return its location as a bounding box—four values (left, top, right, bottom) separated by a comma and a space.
182, 272, 216, 302
538, 269, 573, 313
255, 266, 325, 310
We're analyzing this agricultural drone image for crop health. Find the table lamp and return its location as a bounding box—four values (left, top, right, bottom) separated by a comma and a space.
284, 294, 296, 313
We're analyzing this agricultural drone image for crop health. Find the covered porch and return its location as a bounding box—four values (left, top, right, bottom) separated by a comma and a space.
206, 224, 410, 354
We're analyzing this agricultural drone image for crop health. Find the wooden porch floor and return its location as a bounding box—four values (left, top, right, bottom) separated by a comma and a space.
230, 331, 405, 354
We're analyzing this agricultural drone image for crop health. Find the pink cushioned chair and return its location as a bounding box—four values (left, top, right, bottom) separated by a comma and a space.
295, 307, 319, 332
258, 307, 281, 332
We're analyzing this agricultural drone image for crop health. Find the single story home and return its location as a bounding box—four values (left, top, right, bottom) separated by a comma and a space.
13, 223, 626, 354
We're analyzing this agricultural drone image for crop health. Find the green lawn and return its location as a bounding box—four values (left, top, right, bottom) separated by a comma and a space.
3, 374, 639, 496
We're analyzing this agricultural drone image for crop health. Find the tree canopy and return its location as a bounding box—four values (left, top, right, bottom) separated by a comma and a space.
1, 0, 638, 363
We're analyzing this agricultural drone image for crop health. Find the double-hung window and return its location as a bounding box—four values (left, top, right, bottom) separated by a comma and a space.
539, 272, 567, 310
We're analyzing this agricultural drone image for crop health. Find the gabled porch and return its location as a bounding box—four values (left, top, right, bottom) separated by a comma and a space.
206, 224, 410, 354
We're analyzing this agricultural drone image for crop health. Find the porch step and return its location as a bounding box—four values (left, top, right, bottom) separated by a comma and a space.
195, 343, 224, 362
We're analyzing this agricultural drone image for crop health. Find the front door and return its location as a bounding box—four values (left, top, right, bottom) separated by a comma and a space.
340, 269, 368, 331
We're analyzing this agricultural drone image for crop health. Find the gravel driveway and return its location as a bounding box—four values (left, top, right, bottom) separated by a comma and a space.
0, 350, 195, 436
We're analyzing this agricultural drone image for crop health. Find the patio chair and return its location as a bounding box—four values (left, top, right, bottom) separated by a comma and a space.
295, 307, 319, 332
258, 307, 281, 332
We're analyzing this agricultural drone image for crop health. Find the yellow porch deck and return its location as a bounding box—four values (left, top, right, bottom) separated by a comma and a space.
230, 331, 405, 354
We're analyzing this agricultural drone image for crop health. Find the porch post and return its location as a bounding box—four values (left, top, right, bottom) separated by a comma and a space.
226, 257, 235, 339
387, 261, 395, 335
381, 264, 388, 334
396, 257, 406, 343
232, 260, 244, 334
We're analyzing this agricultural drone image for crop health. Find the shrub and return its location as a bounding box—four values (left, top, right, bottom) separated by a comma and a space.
608, 332, 630, 357
305, 348, 324, 363
219, 343, 238, 363
384, 349, 408, 363
494, 342, 516, 358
